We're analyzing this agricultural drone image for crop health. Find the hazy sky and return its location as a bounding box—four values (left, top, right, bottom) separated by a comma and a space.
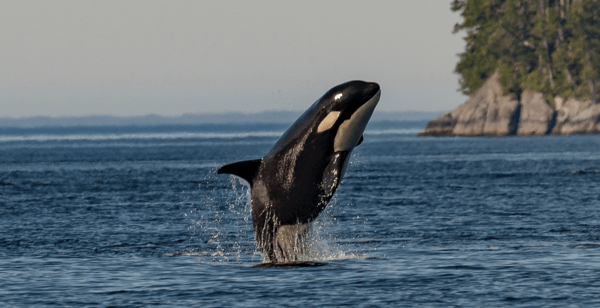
1, 1, 467, 118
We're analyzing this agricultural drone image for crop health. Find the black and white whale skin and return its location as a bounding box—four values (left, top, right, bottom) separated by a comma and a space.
218, 81, 380, 263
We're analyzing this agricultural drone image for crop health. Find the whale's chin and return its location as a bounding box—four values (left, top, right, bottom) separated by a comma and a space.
334, 89, 380, 152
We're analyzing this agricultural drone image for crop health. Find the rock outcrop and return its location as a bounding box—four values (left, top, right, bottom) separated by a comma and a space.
516, 91, 556, 135
552, 98, 600, 135
420, 72, 520, 136
420, 72, 600, 136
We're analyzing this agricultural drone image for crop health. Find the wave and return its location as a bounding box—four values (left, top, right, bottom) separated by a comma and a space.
364, 128, 423, 135
0, 127, 423, 143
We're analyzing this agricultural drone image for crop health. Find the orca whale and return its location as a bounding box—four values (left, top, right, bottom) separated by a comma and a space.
218, 81, 380, 263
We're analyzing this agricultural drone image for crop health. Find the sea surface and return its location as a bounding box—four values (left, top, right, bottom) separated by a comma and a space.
1, 121, 600, 307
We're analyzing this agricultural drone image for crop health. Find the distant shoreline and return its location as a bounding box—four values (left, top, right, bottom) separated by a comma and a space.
0, 120, 430, 136
0, 111, 444, 129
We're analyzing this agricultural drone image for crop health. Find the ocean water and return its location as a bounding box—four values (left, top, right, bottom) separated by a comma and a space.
1, 121, 600, 307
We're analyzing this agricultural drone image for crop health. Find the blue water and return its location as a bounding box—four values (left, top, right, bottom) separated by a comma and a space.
1, 122, 600, 307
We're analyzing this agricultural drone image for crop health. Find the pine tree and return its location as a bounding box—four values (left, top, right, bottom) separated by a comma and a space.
452, 0, 600, 103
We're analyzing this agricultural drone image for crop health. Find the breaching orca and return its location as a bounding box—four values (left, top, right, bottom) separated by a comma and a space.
218, 81, 380, 263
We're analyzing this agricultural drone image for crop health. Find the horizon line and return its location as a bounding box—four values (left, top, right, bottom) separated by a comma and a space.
0, 110, 446, 129
0, 109, 447, 121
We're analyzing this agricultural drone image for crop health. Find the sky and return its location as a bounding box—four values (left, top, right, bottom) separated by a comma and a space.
0, 1, 467, 118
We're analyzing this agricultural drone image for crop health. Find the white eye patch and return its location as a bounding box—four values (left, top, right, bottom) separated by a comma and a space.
317, 111, 341, 132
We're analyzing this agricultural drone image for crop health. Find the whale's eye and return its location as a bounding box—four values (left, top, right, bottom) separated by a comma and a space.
317, 111, 341, 132
334, 93, 343, 100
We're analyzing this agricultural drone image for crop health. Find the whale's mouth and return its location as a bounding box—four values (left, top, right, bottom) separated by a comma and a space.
333, 89, 380, 152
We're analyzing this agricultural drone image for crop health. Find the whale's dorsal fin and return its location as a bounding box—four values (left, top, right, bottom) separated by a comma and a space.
217, 159, 262, 185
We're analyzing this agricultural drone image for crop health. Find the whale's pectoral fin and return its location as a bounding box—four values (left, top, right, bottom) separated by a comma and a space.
356, 135, 364, 147
217, 159, 262, 185
321, 151, 349, 200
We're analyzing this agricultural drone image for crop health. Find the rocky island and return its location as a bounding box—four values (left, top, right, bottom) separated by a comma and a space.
420, 71, 600, 136
421, 0, 599, 137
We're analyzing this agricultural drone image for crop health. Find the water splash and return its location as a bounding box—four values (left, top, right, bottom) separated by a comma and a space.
184, 169, 258, 263
184, 168, 366, 265
300, 197, 368, 262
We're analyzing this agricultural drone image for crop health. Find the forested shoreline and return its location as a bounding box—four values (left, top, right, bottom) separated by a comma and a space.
452, 0, 599, 104
420, 0, 600, 136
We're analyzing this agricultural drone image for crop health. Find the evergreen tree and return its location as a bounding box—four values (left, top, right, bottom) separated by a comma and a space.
452, 0, 600, 103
